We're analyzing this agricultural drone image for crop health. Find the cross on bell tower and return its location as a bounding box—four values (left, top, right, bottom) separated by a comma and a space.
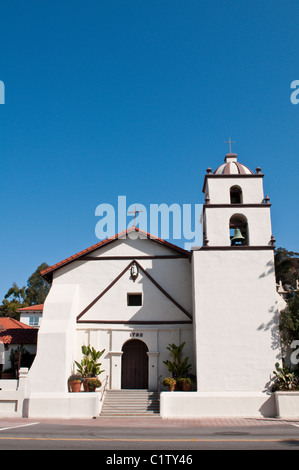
224, 137, 236, 154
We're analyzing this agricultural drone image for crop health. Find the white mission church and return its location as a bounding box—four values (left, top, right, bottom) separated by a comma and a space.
24, 151, 285, 419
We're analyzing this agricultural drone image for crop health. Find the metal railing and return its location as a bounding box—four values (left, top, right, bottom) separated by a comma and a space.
158, 375, 162, 403
100, 375, 109, 401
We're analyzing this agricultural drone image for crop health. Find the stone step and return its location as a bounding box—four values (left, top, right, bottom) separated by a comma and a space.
100, 389, 160, 417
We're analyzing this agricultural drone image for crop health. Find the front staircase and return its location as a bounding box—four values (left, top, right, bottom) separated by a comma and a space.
100, 389, 160, 417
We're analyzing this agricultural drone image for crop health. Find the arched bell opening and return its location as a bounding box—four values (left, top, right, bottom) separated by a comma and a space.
230, 185, 243, 204
229, 214, 249, 246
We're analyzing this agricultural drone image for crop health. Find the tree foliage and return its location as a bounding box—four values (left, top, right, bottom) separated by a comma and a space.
275, 247, 299, 286
279, 292, 299, 349
26, 262, 50, 305
0, 263, 50, 319
275, 247, 299, 362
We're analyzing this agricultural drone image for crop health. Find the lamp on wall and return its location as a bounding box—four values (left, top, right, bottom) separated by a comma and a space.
130, 262, 139, 282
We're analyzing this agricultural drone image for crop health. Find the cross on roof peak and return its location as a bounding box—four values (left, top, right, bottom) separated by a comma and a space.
225, 137, 236, 154
128, 206, 143, 227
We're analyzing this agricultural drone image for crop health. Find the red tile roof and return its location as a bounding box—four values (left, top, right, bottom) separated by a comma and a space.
41, 226, 190, 282
16, 304, 44, 312
0, 318, 38, 345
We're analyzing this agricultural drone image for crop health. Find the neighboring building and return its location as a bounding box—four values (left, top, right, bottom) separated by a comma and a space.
17, 304, 44, 328
0, 318, 38, 375
24, 151, 285, 419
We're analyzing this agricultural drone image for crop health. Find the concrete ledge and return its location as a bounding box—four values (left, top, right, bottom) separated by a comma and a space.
0, 378, 24, 417
24, 392, 103, 419
0, 380, 18, 391
274, 392, 299, 418
0, 391, 24, 417
160, 391, 276, 418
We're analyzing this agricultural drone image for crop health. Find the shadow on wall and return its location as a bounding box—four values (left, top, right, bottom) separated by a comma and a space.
258, 394, 276, 417
259, 259, 275, 279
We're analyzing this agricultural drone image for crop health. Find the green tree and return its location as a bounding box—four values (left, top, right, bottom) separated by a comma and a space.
25, 262, 50, 305
0, 283, 29, 319
279, 292, 299, 353
275, 247, 299, 287
0, 262, 50, 319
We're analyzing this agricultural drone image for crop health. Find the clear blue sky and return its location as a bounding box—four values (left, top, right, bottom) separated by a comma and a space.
0, 0, 298, 300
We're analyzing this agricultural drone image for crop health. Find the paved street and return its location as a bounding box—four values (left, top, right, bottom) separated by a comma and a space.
0, 417, 299, 452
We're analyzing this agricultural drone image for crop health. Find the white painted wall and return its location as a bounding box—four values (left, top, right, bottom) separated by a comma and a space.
204, 206, 272, 246
19, 312, 42, 327
25, 233, 195, 417
75, 325, 195, 391
26, 284, 79, 395
192, 248, 281, 393
204, 176, 265, 204
53, 236, 192, 317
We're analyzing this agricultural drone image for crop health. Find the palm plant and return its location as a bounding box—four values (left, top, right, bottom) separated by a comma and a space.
75, 345, 105, 378
163, 342, 192, 379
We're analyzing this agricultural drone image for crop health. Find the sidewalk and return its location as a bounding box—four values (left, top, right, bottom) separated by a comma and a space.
1, 416, 299, 429
93, 416, 299, 428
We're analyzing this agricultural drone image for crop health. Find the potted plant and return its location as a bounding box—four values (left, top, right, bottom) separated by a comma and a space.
87, 378, 102, 392
163, 342, 193, 391
178, 377, 193, 391
68, 374, 83, 393
163, 342, 192, 379
75, 345, 105, 392
272, 362, 299, 392
162, 377, 177, 391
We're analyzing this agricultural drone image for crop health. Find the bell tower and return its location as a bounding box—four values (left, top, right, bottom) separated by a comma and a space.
191, 151, 282, 417
201, 153, 274, 248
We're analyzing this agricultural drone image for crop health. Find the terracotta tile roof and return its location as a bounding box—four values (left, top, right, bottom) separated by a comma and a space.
41, 227, 190, 282
0, 318, 38, 345
16, 304, 44, 312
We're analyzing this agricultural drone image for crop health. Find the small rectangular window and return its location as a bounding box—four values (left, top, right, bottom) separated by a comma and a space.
127, 293, 142, 306
29, 316, 39, 326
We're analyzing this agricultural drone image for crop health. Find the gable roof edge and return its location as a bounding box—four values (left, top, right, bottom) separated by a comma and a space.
41, 227, 190, 282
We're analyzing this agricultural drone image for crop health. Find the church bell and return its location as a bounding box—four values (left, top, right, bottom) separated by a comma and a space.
231, 227, 245, 245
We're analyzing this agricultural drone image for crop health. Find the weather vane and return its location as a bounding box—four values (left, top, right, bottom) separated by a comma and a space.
225, 137, 236, 154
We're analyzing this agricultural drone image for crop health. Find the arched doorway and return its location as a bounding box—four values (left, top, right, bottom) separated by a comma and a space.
121, 339, 149, 389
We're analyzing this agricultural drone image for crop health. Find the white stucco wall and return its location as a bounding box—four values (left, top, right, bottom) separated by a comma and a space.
75, 325, 195, 391
19, 312, 42, 328
192, 248, 281, 393
204, 206, 272, 246
204, 176, 265, 204
26, 283, 79, 395
53, 235, 192, 318
26, 233, 194, 406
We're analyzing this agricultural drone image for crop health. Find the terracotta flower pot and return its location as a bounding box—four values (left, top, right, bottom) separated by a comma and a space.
70, 380, 82, 392
83, 377, 101, 392
182, 382, 192, 391
83, 378, 91, 392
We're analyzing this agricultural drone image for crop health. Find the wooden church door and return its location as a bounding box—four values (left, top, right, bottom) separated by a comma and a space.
121, 339, 149, 389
